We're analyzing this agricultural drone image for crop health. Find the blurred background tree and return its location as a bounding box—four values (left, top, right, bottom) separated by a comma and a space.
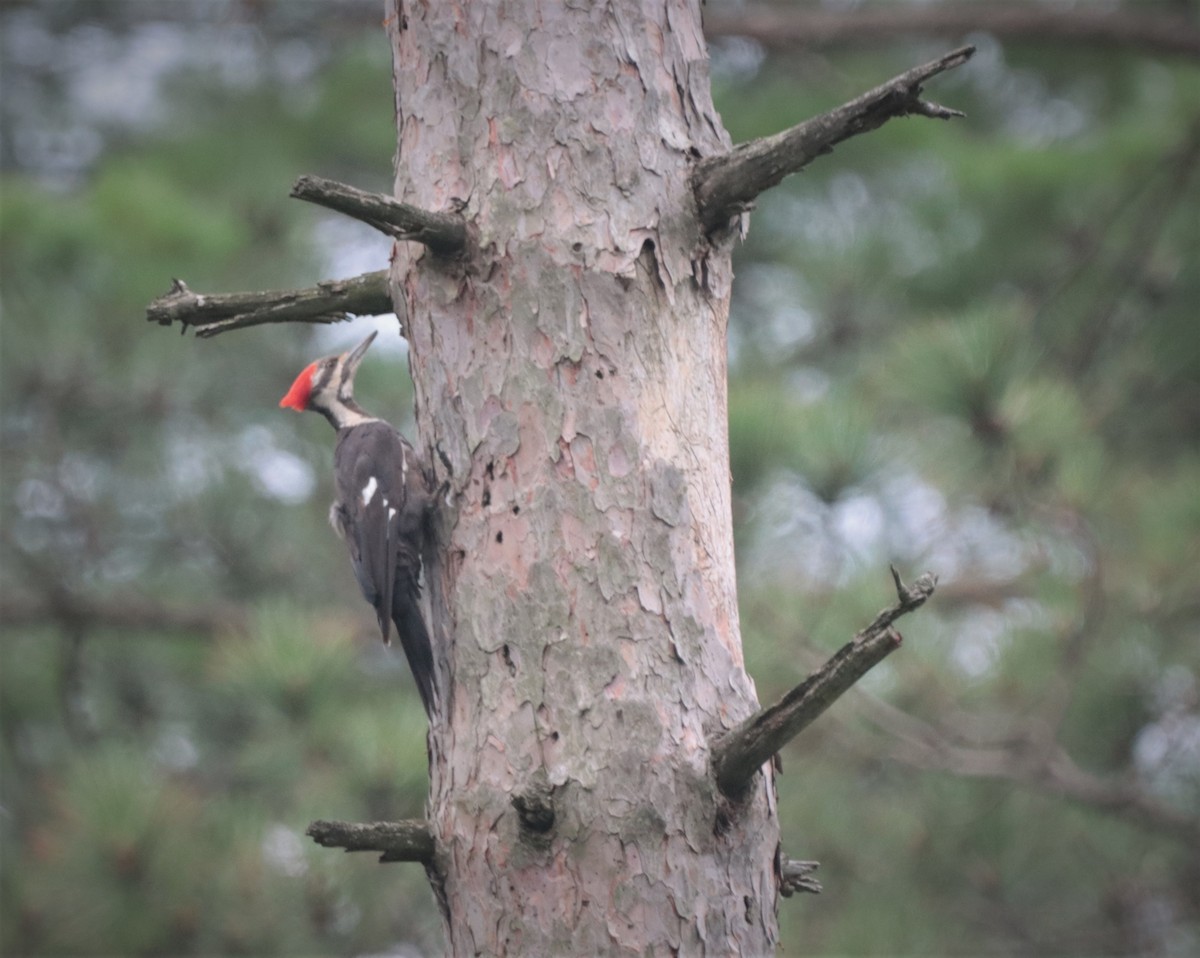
2, 1, 1197, 955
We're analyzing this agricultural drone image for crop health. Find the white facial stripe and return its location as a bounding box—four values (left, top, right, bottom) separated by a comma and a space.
362, 476, 378, 505
388, 507, 397, 521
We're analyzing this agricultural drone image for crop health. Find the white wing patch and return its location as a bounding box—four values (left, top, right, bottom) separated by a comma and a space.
361, 476, 378, 505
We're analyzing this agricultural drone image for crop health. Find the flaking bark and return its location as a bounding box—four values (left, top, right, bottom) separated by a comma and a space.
388, 1, 777, 953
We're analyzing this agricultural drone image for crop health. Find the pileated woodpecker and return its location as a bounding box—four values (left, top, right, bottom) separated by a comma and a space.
279, 331, 437, 716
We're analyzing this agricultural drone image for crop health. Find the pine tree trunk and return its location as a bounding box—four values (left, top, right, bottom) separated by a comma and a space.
387, 1, 779, 952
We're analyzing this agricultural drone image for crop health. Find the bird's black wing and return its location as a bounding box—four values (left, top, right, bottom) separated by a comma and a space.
332, 422, 435, 714
333, 422, 405, 644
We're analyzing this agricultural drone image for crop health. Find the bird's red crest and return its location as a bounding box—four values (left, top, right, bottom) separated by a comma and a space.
279, 362, 318, 411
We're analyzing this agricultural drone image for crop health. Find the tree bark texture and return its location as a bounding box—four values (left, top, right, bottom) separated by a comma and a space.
387, 1, 777, 954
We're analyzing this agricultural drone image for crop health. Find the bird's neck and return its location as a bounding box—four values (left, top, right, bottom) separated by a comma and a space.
321, 398, 379, 432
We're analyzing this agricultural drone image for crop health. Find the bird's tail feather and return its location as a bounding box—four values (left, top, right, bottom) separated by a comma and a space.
393, 583, 436, 717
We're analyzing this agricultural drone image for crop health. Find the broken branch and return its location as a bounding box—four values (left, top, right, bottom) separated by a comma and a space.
145, 271, 392, 338
306, 819, 435, 864
694, 46, 973, 232
290, 175, 466, 254
780, 857, 822, 897
712, 566, 937, 799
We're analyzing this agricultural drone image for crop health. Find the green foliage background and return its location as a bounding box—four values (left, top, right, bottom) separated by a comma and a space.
2, 2, 1197, 955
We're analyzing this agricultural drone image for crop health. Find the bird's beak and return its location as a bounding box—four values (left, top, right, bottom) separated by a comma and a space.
343, 330, 377, 380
